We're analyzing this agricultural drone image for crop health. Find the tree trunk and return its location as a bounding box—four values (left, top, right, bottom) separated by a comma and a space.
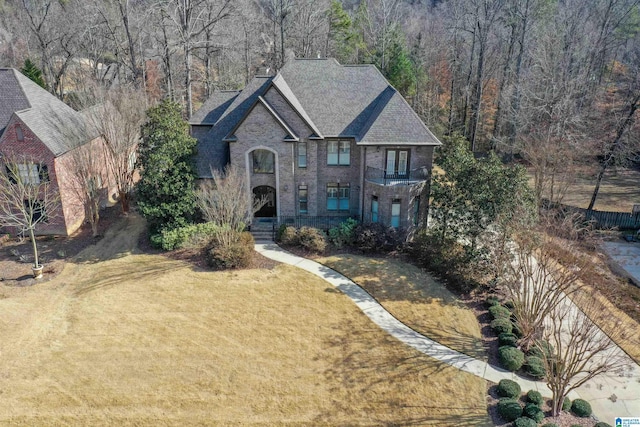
29, 227, 39, 268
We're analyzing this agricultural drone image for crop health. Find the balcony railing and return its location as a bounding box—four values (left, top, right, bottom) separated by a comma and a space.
365, 166, 429, 186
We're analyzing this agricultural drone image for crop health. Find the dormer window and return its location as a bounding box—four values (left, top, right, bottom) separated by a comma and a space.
16, 125, 24, 141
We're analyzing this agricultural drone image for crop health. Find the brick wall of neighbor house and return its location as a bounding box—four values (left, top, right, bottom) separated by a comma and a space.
0, 118, 68, 235
231, 102, 297, 216
315, 139, 361, 217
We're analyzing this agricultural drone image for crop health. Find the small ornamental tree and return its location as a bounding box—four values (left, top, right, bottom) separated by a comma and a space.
137, 100, 198, 237
0, 155, 60, 274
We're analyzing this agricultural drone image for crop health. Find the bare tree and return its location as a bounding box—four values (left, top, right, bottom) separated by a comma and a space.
85, 87, 147, 214
540, 293, 628, 416
502, 216, 593, 353
0, 155, 60, 276
196, 165, 266, 248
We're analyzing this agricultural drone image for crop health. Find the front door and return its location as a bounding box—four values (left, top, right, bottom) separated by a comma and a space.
253, 185, 276, 217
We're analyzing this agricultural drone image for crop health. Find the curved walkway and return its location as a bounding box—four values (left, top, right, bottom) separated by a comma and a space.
255, 243, 640, 423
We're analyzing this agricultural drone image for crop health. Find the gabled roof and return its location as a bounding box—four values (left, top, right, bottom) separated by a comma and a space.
190, 90, 240, 125
0, 68, 93, 156
191, 58, 441, 176
224, 96, 299, 143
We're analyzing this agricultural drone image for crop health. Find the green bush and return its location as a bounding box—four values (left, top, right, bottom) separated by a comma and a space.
497, 398, 522, 422
529, 340, 554, 359
525, 355, 546, 379
497, 379, 522, 398
594, 423, 613, 427
512, 322, 523, 338
491, 318, 514, 335
514, 417, 537, 427
206, 232, 254, 270
562, 397, 572, 411
571, 398, 592, 417
489, 304, 511, 319
328, 218, 358, 248
279, 226, 299, 246
486, 295, 501, 307
523, 403, 545, 423
276, 224, 288, 242
353, 222, 403, 253
298, 227, 327, 253
158, 222, 223, 250
526, 390, 544, 407
498, 346, 525, 371
499, 333, 518, 347
541, 424, 559, 427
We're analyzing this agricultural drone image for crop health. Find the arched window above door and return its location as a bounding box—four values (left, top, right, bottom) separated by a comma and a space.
252, 149, 275, 173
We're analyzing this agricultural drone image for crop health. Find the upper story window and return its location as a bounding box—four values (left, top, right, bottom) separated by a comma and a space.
15, 125, 24, 141
5, 163, 49, 185
327, 140, 350, 165
298, 142, 307, 168
386, 149, 409, 177
252, 149, 275, 173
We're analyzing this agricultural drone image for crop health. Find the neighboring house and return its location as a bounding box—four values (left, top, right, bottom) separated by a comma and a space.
0, 68, 111, 236
190, 58, 441, 229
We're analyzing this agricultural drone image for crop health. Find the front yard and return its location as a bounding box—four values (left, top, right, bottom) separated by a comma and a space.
0, 215, 491, 426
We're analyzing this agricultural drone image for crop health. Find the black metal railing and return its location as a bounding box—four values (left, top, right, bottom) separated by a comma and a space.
365, 166, 429, 186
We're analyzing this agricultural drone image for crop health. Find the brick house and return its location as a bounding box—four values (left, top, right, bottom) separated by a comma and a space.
190, 58, 441, 229
0, 68, 111, 236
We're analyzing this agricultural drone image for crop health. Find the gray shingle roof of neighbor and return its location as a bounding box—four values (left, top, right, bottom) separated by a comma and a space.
191, 58, 441, 176
0, 68, 92, 156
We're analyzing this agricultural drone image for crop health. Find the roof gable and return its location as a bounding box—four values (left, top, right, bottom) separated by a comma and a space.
226, 96, 299, 142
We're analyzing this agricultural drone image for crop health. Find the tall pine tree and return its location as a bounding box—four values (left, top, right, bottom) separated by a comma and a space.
21, 59, 46, 89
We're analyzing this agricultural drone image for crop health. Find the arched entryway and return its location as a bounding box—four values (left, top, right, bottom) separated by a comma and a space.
253, 185, 276, 217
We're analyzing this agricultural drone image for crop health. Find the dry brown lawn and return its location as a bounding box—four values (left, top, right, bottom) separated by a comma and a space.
0, 216, 491, 426
530, 167, 640, 212
316, 254, 486, 360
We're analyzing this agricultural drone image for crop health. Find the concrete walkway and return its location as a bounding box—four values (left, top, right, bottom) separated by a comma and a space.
255, 243, 640, 423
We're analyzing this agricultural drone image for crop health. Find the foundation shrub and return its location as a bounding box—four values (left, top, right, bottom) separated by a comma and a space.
206, 232, 254, 269
523, 403, 545, 423
514, 417, 537, 427
491, 318, 514, 335
298, 227, 327, 253
353, 222, 403, 253
489, 304, 511, 319
279, 226, 299, 246
526, 390, 544, 407
497, 398, 523, 422
525, 355, 546, 379
498, 346, 525, 371
571, 399, 592, 417
497, 379, 522, 398
498, 333, 518, 347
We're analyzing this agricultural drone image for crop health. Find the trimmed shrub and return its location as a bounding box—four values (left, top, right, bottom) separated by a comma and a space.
489, 304, 511, 319
276, 224, 288, 242
525, 355, 546, 379
499, 346, 525, 371
491, 318, 514, 335
562, 397, 572, 411
570, 425, 582, 427
497, 379, 522, 398
353, 222, 403, 253
206, 232, 254, 270
486, 295, 501, 307
499, 333, 518, 347
158, 222, 223, 250
514, 417, 537, 427
279, 226, 299, 246
529, 340, 554, 359
298, 227, 327, 253
497, 398, 522, 422
328, 218, 358, 248
523, 403, 545, 423
526, 390, 544, 407
571, 398, 592, 417
594, 423, 613, 427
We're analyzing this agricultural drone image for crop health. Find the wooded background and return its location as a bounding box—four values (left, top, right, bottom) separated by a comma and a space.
1, 0, 639, 207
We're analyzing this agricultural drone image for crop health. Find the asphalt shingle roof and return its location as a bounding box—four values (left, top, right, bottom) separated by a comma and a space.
0, 68, 91, 156
191, 58, 441, 176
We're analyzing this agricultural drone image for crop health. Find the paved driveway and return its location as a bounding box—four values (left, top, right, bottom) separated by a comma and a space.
602, 240, 640, 287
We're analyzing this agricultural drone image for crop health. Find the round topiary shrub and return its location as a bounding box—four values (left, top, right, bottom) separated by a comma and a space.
526, 390, 544, 407
279, 226, 299, 245
562, 397, 572, 411
497, 398, 522, 422
497, 379, 522, 398
594, 423, 613, 427
514, 417, 537, 427
571, 398, 592, 417
489, 304, 511, 319
529, 340, 554, 359
491, 318, 514, 335
499, 346, 525, 371
499, 333, 518, 347
297, 226, 327, 253
486, 296, 501, 307
523, 403, 545, 423
524, 355, 546, 379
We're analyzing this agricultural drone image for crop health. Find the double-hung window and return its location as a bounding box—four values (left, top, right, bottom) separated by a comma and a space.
298, 185, 308, 214
6, 163, 49, 185
391, 199, 401, 228
327, 183, 350, 211
386, 149, 409, 177
298, 142, 307, 168
327, 140, 350, 165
